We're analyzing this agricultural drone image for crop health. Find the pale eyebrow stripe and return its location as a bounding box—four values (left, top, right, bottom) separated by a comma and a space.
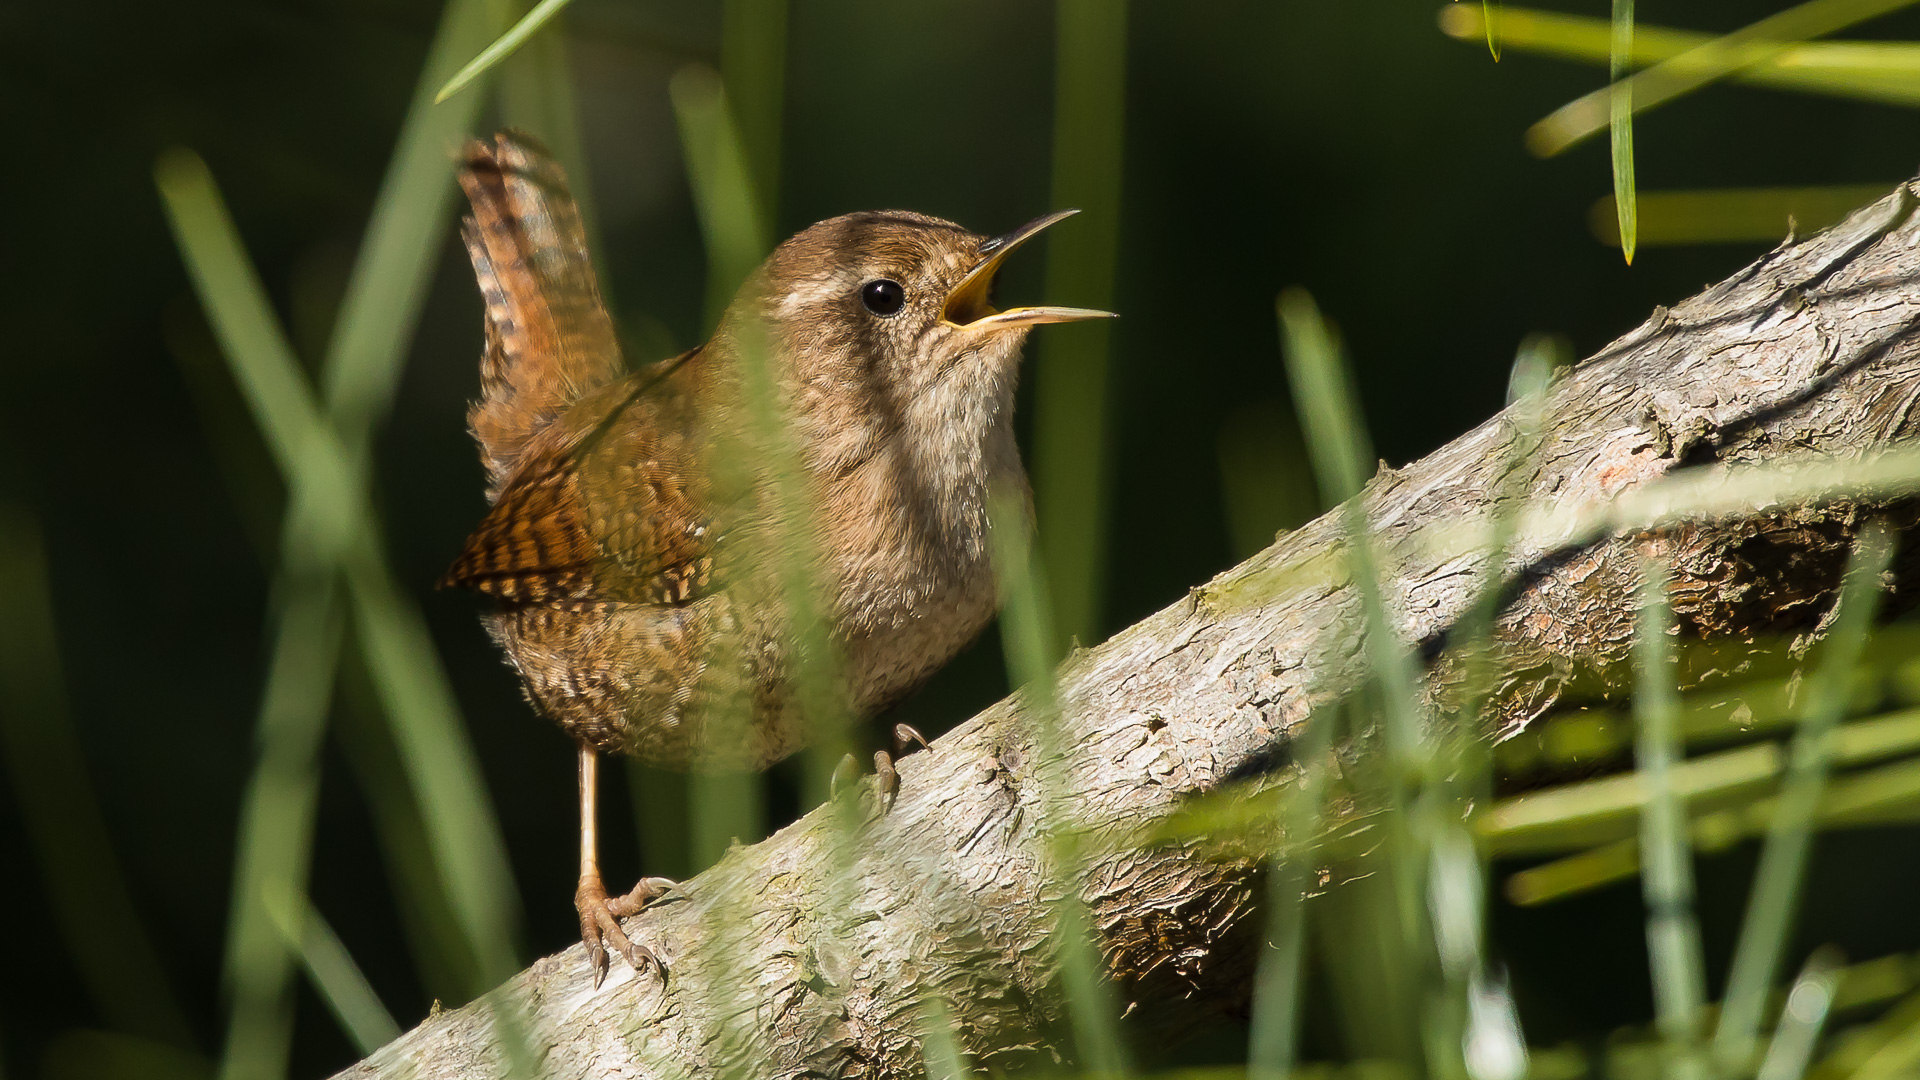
778, 274, 851, 316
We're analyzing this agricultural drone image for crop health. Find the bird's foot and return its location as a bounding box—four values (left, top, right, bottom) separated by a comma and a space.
830, 724, 931, 814
576, 872, 676, 987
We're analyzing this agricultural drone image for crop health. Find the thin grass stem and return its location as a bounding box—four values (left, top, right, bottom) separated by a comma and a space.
1756, 946, 1845, 1080
1590, 184, 1894, 247
1247, 704, 1339, 1080
1276, 291, 1424, 774
1439, 5, 1920, 109
1277, 287, 1439, 1071
1714, 522, 1897, 1070
919, 993, 972, 1080
720, 0, 788, 225
263, 0, 516, 1002
322, 0, 502, 435
1610, 0, 1637, 264
157, 125, 524, 1041
162, 2, 519, 1054
989, 488, 1132, 1077
1632, 559, 1709, 1063
1031, 0, 1128, 653
333, 675, 476, 1001
434, 0, 572, 104
263, 896, 403, 1055
1527, 0, 1920, 156
671, 64, 773, 334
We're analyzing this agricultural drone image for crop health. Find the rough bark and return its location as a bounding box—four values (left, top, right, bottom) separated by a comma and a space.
338, 181, 1920, 1079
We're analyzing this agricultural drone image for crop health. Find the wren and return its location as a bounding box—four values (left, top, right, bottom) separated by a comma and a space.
441, 132, 1112, 983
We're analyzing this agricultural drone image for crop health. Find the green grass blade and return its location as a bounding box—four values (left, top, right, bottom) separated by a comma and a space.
672, 64, 774, 333
1503, 838, 1643, 906
1275, 291, 1371, 508
1458, 334, 1562, 772
671, 53, 810, 867
306, 0, 514, 986
1847, 997, 1920, 1079
157, 147, 523, 997
215, 581, 344, 1080
1481, 741, 1782, 856
1435, 3, 1686, 66
1527, 0, 1920, 157
154, 152, 353, 515
1633, 560, 1708, 1055
1276, 290, 1423, 767
155, 151, 358, 1079
332, 678, 476, 1000
162, 318, 284, 561
263, 897, 402, 1055
0, 511, 196, 1050
1500, 705, 1920, 905
721, 0, 789, 224
1031, 0, 1129, 652
1756, 946, 1845, 1080
627, 760, 692, 882
1505, 332, 1567, 407
989, 488, 1132, 1078
1439, 5, 1920, 109
1280, 289, 1460, 1073
1713, 523, 1897, 1070
323, 0, 498, 433
1610, 0, 1636, 265
434, 0, 571, 104
1484, 0, 1503, 59
735, 326, 848, 811
341, 549, 523, 983
156, 50, 495, 999
1463, 971, 1530, 1080
919, 994, 972, 1080
1247, 704, 1338, 1080
683, 14, 799, 871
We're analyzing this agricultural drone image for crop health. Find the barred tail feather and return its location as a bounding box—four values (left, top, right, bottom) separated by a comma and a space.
458, 131, 624, 500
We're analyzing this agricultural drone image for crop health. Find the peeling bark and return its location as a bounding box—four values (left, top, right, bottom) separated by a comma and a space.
338, 181, 1920, 1079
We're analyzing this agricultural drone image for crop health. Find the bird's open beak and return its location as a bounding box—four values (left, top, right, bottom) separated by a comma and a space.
941, 209, 1118, 330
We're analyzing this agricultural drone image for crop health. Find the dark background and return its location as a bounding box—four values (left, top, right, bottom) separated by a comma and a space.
7, 1, 1920, 1076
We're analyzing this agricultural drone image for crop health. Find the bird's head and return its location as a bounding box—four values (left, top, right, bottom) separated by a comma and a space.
714, 209, 1113, 474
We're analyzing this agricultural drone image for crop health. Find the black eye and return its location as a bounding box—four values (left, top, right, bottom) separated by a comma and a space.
861, 279, 906, 317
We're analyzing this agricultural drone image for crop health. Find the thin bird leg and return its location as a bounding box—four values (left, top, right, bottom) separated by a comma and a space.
573, 746, 663, 985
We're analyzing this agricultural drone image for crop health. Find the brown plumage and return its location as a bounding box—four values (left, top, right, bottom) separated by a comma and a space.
442, 130, 1112, 981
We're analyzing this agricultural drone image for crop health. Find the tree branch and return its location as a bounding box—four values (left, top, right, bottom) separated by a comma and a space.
337, 180, 1920, 1079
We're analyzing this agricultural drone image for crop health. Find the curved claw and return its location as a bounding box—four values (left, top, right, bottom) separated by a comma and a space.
891, 723, 929, 757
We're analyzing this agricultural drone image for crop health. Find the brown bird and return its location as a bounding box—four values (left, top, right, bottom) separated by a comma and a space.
442, 131, 1112, 983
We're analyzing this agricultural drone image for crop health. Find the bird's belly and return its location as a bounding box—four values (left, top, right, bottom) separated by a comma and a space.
484, 594, 806, 772
484, 552, 999, 770
840, 568, 999, 714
